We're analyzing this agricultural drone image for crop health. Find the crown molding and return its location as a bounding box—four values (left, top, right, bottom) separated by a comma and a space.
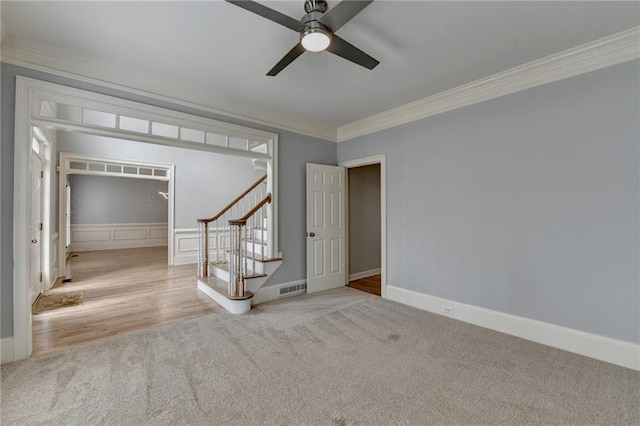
1, 42, 338, 142
2, 26, 638, 145
337, 26, 640, 142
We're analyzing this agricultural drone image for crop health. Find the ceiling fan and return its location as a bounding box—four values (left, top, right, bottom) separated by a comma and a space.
226, 0, 380, 76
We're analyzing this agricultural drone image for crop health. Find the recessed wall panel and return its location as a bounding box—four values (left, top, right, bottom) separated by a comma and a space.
314, 240, 325, 277
314, 191, 325, 227
330, 238, 341, 274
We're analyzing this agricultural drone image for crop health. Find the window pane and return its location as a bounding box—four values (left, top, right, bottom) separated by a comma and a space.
69, 161, 87, 170
206, 132, 227, 147
180, 128, 204, 143
151, 122, 179, 138
82, 109, 116, 128
228, 136, 248, 150
119, 116, 149, 133
88, 163, 105, 172
32, 138, 40, 154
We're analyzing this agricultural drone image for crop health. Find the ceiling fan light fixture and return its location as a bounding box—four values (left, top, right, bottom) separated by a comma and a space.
301, 27, 331, 52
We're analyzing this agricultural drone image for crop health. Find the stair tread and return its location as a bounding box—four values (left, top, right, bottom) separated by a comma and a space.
223, 251, 282, 262
198, 275, 253, 300
211, 262, 267, 279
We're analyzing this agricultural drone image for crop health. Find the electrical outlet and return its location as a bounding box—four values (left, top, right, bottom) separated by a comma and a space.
442, 305, 454, 316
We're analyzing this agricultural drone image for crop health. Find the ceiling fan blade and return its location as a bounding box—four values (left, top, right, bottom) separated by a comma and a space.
226, 0, 304, 32
267, 43, 306, 76
320, 0, 373, 32
326, 34, 379, 70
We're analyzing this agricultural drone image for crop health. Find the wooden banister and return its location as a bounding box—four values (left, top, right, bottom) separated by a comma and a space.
197, 174, 266, 224
228, 193, 272, 226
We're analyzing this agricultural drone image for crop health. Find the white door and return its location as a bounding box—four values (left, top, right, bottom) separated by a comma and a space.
30, 153, 44, 305
306, 164, 346, 293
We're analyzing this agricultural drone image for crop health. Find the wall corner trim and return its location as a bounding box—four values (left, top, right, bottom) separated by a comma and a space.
387, 285, 640, 371
337, 26, 640, 142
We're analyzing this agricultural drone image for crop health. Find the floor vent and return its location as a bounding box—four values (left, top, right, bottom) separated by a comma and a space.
279, 282, 307, 297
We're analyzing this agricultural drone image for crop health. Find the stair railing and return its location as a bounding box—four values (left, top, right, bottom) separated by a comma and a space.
197, 174, 267, 278
228, 193, 272, 298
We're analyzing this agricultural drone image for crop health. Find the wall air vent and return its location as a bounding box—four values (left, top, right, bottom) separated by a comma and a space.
279, 283, 307, 297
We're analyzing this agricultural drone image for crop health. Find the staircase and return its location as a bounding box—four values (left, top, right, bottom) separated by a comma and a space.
196, 174, 282, 314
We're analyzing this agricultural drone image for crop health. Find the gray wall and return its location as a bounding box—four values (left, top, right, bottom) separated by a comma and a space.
339, 60, 640, 343
1, 62, 337, 338
58, 131, 261, 229
69, 175, 169, 225
348, 164, 381, 275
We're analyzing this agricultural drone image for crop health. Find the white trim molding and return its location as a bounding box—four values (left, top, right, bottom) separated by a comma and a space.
14, 78, 279, 362
4, 28, 639, 144
340, 154, 387, 299
337, 26, 640, 141
2, 41, 336, 142
70, 223, 168, 252
1, 337, 15, 365
387, 285, 640, 371
349, 268, 381, 282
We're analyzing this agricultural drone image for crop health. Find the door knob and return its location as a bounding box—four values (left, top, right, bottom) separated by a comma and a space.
31, 239, 38, 244
308, 232, 315, 237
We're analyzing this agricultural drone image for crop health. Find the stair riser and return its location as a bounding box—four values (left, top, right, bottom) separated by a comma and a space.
226, 241, 268, 258
253, 229, 267, 241
197, 280, 251, 315
212, 260, 265, 281
211, 261, 280, 292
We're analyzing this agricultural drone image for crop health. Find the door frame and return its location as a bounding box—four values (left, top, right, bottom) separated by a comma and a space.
12, 76, 279, 362
339, 154, 387, 299
29, 150, 44, 304
58, 152, 176, 275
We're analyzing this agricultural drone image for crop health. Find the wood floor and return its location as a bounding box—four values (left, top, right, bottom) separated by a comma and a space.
347, 274, 381, 296
32, 247, 223, 354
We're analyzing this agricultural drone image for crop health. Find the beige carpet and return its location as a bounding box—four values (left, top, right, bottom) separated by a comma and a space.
2, 287, 638, 425
32, 291, 83, 314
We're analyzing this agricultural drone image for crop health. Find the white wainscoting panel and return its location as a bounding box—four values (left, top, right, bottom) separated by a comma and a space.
386, 285, 640, 371
173, 228, 229, 265
70, 223, 168, 251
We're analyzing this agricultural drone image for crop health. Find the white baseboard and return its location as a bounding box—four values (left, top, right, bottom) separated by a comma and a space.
349, 268, 381, 282
1, 337, 15, 364
71, 223, 168, 251
386, 285, 640, 371
48, 265, 59, 290
252, 279, 307, 305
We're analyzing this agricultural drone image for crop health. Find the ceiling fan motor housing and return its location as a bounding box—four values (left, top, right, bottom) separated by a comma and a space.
304, 0, 328, 14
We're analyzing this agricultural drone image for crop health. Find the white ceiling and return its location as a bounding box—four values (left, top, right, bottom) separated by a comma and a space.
3, 1, 639, 128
